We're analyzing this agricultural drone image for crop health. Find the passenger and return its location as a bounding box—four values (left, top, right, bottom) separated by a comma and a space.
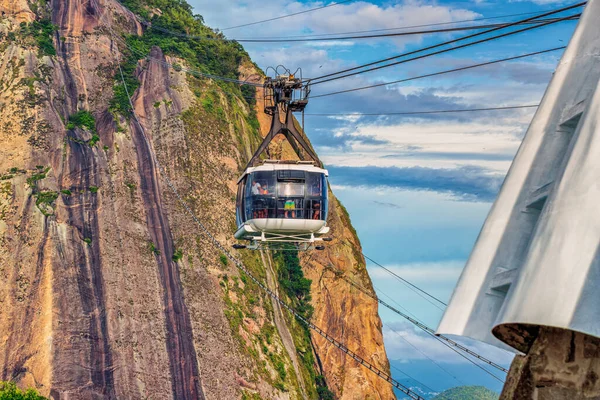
254, 199, 267, 219
312, 202, 321, 220
251, 180, 262, 195
284, 199, 295, 218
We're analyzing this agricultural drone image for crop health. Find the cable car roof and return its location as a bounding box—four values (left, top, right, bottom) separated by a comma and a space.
238, 160, 328, 183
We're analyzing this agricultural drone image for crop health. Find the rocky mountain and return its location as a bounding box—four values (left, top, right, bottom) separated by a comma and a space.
0, 0, 394, 399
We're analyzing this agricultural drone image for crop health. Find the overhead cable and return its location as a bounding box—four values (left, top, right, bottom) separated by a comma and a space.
308, 2, 585, 83
143, 16, 577, 43
304, 104, 539, 116
309, 12, 579, 85
311, 46, 566, 98
241, 8, 576, 38
341, 273, 508, 379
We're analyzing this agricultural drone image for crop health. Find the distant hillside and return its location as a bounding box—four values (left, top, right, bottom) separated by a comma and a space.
433, 386, 499, 400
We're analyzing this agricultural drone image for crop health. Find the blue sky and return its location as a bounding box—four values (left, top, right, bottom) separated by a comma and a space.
186, 0, 580, 396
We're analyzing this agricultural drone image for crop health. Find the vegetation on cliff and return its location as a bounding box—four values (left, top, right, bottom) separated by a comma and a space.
0, 382, 47, 400
275, 250, 314, 321
1, 19, 55, 56
433, 385, 499, 400
110, 0, 256, 117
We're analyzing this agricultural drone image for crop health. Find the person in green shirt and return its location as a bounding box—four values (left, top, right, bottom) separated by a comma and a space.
284, 199, 295, 218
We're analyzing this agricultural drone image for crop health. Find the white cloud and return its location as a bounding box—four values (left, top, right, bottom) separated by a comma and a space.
318, 117, 529, 173
304, 40, 357, 47
190, 0, 481, 48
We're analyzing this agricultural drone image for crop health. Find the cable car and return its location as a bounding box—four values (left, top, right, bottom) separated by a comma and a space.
234, 69, 331, 250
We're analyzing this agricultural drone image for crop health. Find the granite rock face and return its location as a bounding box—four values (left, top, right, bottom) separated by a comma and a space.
0, 1, 394, 399
501, 328, 600, 400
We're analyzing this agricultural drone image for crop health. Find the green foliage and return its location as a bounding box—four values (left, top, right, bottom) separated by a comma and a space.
26, 167, 50, 187
337, 200, 357, 238
172, 249, 183, 262
241, 85, 256, 107
0, 381, 48, 400
83, 238, 92, 245
109, 70, 138, 116
247, 112, 260, 133
110, 0, 254, 117
316, 375, 335, 400
219, 253, 228, 266
60, 189, 72, 196
19, 19, 56, 57
149, 242, 161, 255
274, 359, 286, 382
89, 134, 100, 147
241, 392, 263, 400
0, 175, 13, 181
35, 191, 58, 205
34, 191, 58, 215
433, 386, 499, 400
89, 186, 98, 193
274, 249, 314, 321
68, 111, 96, 132
201, 95, 214, 112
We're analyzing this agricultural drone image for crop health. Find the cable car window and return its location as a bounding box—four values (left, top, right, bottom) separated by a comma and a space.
246, 171, 275, 196
307, 199, 324, 220
306, 172, 322, 197
244, 172, 276, 220
322, 174, 329, 218
236, 176, 247, 225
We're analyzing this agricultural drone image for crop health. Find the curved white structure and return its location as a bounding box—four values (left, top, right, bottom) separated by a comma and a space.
235, 218, 329, 238
437, 0, 600, 353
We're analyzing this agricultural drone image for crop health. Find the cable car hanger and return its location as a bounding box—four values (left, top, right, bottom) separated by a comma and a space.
245, 69, 322, 169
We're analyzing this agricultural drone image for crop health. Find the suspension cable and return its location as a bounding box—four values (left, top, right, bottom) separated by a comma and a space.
311, 46, 565, 98
341, 272, 509, 376
105, 34, 540, 119
304, 105, 539, 115
363, 254, 448, 307
308, 2, 584, 83
142, 17, 577, 43
310, 12, 578, 86
232, 9, 576, 39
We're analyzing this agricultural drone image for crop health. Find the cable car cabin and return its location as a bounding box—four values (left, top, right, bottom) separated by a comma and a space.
235, 161, 330, 250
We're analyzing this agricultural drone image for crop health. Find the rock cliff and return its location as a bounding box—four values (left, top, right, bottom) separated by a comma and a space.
500, 328, 600, 400
0, 1, 394, 399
